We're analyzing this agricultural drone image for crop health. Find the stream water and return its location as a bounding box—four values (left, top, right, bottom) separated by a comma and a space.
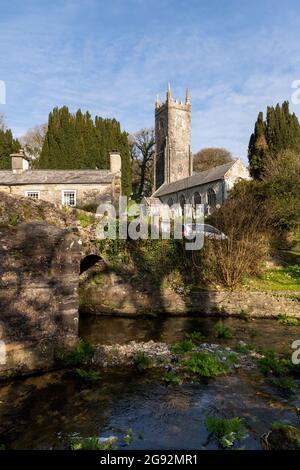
0, 316, 299, 450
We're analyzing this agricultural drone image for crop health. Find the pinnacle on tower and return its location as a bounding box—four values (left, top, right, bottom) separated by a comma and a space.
186, 88, 190, 104
167, 81, 172, 99
156, 94, 160, 108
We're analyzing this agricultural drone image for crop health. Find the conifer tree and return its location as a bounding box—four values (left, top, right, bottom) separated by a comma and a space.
39, 107, 132, 194
0, 127, 20, 169
248, 101, 300, 179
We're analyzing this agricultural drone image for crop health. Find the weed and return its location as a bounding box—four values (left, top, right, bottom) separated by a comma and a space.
75, 369, 101, 382
257, 351, 289, 376
184, 352, 228, 378
70, 435, 117, 450
56, 339, 94, 367
271, 377, 295, 392
9, 214, 18, 226
234, 343, 255, 354
133, 351, 153, 371
170, 339, 194, 354
123, 429, 134, 446
205, 416, 246, 448
215, 322, 234, 339
185, 331, 204, 343
76, 209, 95, 228
162, 370, 182, 385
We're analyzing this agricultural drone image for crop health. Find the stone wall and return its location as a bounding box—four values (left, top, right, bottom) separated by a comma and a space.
80, 267, 300, 318
0, 221, 83, 379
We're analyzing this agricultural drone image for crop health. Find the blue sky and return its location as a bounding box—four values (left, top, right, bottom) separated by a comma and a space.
1, 0, 300, 161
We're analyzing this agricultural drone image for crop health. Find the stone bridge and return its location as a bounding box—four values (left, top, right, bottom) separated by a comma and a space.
0, 220, 101, 379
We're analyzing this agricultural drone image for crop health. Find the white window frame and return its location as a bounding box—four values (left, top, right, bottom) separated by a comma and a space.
25, 190, 40, 199
62, 190, 77, 207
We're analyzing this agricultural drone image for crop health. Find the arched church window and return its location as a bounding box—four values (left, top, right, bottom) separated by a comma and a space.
207, 188, 216, 208
167, 197, 174, 207
193, 192, 201, 208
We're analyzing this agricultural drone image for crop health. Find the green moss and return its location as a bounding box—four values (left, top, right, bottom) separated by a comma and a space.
204, 416, 246, 448
184, 352, 228, 378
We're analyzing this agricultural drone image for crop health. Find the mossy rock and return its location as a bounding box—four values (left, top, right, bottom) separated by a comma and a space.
268, 424, 300, 450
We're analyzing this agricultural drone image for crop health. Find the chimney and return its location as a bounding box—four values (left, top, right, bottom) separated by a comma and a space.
10, 149, 30, 173
109, 151, 121, 173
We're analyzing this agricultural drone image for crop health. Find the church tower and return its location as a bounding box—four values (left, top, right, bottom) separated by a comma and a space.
154, 83, 192, 189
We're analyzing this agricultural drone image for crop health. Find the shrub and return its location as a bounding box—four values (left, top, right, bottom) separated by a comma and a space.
133, 351, 153, 371
215, 322, 233, 339
170, 339, 194, 354
56, 339, 94, 367
123, 429, 134, 446
204, 416, 246, 448
184, 352, 228, 378
75, 369, 101, 382
70, 435, 117, 450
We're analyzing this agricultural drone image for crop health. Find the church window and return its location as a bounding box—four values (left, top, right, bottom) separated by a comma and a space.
193, 192, 201, 207
207, 188, 216, 208
167, 197, 174, 207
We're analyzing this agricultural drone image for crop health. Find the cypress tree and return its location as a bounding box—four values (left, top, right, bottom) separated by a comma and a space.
39, 106, 132, 194
248, 101, 300, 179
0, 128, 20, 169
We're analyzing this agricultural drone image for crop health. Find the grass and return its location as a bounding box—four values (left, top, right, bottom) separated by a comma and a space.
204, 416, 246, 448
170, 339, 194, 354
56, 339, 94, 367
70, 435, 117, 450
215, 322, 234, 339
8, 213, 19, 226
248, 267, 300, 291
184, 352, 228, 378
162, 370, 183, 385
75, 368, 101, 382
277, 314, 299, 326
133, 351, 153, 371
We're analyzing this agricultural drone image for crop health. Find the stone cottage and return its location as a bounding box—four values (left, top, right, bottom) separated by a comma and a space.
0, 149, 122, 207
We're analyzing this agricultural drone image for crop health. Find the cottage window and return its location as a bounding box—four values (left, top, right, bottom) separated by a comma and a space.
63, 190, 76, 207
26, 191, 40, 199
207, 188, 216, 208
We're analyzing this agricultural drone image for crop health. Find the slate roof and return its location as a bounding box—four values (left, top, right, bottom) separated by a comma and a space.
0, 170, 115, 185
152, 161, 237, 197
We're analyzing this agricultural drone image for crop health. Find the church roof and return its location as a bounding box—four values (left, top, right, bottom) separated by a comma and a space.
0, 169, 115, 185
152, 161, 237, 197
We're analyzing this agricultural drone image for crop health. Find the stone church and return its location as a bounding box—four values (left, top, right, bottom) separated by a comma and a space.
145, 84, 250, 214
